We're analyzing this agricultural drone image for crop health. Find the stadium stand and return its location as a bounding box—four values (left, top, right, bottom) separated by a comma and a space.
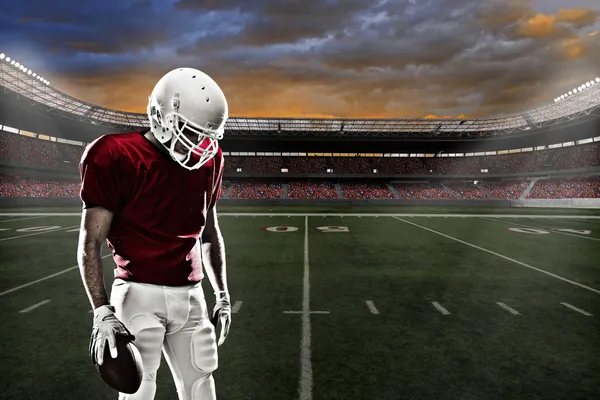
331, 157, 373, 174
477, 180, 530, 199
1, 131, 599, 202
0, 131, 81, 168
378, 157, 428, 175
228, 182, 284, 199
527, 176, 600, 199
340, 183, 396, 199
443, 181, 489, 199
1, 174, 599, 200
287, 181, 338, 199
223, 156, 243, 173
3, 131, 598, 176
285, 157, 329, 174
392, 182, 454, 200
243, 157, 283, 173
0, 172, 79, 197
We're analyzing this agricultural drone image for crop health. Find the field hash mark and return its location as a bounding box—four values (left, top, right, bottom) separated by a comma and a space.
19, 300, 51, 313
561, 302, 593, 316
496, 302, 521, 315
432, 302, 451, 315
365, 300, 379, 314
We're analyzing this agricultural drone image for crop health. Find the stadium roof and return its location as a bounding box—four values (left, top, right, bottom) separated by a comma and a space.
1, 56, 600, 138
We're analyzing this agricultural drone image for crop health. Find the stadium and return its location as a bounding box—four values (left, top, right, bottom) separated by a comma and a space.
1, 50, 600, 400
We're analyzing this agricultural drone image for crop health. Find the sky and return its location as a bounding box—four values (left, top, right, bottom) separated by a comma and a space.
1, 0, 600, 119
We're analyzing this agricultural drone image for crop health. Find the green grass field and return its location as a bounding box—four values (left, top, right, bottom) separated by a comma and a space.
0, 206, 599, 400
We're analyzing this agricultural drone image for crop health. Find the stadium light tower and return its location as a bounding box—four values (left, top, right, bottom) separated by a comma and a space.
0, 52, 51, 86
553, 75, 600, 103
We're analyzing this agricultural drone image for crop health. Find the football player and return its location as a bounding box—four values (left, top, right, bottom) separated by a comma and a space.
77, 67, 231, 400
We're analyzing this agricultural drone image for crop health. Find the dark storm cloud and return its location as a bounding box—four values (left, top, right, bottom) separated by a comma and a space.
2, 0, 599, 117
1, 0, 174, 56
174, 0, 600, 117
176, 0, 372, 46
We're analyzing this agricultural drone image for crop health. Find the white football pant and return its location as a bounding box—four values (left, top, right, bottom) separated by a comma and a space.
109, 278, 218, 400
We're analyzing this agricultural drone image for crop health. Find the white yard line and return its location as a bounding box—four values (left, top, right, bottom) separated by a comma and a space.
496, 302, 521, 315
1, 212, 600, 219
365, 300, 380, 314
560, 302, 593, 316
393, 217, 600, 296
0, 225, 79, 242
299, 215, 313, 400
0, 215, 47, 223
480, 217, 600, 242
0, 213, 83, 216
567, 218, 600, 225
432, 302, 451, 315
19, 300, 51, 313
284, 311, 330, 314
0, 254, 112, 297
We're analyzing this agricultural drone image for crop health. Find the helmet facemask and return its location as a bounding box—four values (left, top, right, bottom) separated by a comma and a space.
148, 94, 224, 170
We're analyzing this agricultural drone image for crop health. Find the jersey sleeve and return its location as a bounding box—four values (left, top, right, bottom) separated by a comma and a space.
79, 135, 126, 214
208, 149, 224, 209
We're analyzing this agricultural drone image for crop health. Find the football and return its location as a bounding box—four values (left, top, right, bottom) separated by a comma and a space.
96, 334, 144, 394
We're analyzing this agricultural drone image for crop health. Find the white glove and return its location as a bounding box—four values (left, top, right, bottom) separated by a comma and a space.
210, 291, 231, 346
89, 305, 135, 365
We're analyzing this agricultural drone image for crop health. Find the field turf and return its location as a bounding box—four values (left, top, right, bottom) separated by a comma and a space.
0, 205, 599, 400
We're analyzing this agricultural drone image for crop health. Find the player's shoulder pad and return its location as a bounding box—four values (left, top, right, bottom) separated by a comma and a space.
81, 134, 121, 167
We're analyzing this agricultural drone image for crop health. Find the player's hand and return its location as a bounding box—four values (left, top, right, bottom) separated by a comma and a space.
210, 291, 231, 346
89, 305, 135, 366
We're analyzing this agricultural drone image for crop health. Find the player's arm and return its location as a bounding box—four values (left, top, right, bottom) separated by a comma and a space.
77, 136, 134, 365
78, 205, 134, 367
77, 206, 114, 309
201, 205, 227, 294
202, 205, 231, 346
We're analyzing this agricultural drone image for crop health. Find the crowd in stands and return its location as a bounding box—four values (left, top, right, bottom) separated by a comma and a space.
2, 131, 599, 176
443, 181, 489, 199
478, 180, 530, 199
0, 173, 79, 197
223, 157, 242, 173
242, 157, 283, 173
219, 181, 230, 198
392, 182, 454, 200
0, 132, 81, 169
2, 172, 599, 200
228, 182, 283, 199
378, 157, 428, 174
527, 176, 600, 199
331, 157, 373, 174
340, 183, 396, 199
285, 157, 329, 173
218, 143, 600, 174
288, 181, 338, 199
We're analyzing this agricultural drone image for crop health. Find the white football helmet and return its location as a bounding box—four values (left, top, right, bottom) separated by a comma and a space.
147, 67, 228, 170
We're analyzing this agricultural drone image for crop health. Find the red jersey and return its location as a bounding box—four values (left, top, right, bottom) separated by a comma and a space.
79, 129, 224, 286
